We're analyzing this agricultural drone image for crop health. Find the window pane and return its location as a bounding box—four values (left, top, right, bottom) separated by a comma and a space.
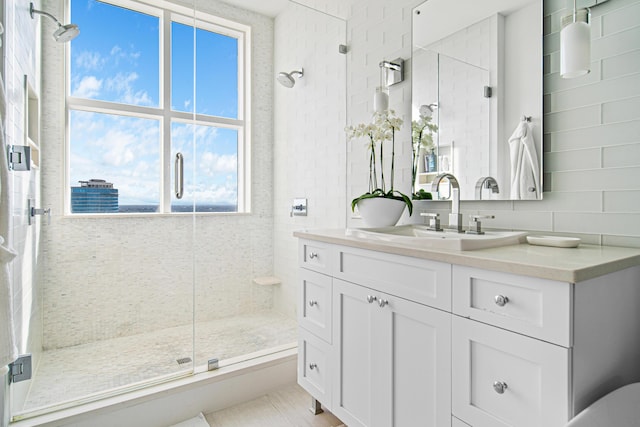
70, 1, 159, 107
171, 123, 238, 212
172, 22, 239, 118
171, 22, 195, 114
70, 111, 161, 213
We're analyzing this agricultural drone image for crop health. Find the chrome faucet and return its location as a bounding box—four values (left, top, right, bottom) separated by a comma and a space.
475, 176, 500, 200
431, 173, 463, 233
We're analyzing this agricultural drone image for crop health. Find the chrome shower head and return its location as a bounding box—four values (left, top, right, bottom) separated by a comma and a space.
277, 69, 304, 88
53, 24, 80, 43
30, 2, 80, 43
419, 103, 438, 117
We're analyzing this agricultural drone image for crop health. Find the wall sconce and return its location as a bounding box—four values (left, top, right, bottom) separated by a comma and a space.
560, 1, 590, 78
373, 58, 404, 112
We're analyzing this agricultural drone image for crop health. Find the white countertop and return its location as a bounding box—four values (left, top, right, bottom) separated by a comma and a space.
294, 228, 640, 283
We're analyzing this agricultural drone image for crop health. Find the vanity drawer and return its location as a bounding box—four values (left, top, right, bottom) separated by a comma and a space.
298, 329, 332, 408
452, 266, 572, 347
299, 269, 332, 343
334, 245, 451, 311
452, 316, 570, 427
299, 240, 333, 275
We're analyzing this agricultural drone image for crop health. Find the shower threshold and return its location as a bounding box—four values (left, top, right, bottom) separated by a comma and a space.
11, 345, 297, 427
12, 310, 297, 420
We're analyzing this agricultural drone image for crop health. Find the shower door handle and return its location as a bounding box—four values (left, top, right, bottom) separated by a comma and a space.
175, 152, 184, 199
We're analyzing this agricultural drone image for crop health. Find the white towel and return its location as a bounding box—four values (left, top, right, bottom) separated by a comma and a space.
0, 72, 18, 369
508, 120, 540, 200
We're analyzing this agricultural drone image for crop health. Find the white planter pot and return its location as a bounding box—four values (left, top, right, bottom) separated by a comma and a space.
357, 197, 406, 228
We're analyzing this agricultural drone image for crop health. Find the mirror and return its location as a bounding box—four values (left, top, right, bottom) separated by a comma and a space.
412, 0, 543, 200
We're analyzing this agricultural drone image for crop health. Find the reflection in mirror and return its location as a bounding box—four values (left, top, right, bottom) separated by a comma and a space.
412, 0, 543, 200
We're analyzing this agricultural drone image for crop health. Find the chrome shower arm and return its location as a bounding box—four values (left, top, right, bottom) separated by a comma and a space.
30, 3, 64, 27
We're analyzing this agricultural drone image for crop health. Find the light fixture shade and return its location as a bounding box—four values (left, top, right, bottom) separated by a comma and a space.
374, 86, 389, 113
560, 20, 591, 78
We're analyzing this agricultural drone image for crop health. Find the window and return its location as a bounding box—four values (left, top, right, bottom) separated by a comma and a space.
67, 0, 250, 214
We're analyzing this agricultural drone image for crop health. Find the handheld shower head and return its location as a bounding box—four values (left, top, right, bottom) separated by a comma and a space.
277, 69, 304, 88
30, 2, 80, 43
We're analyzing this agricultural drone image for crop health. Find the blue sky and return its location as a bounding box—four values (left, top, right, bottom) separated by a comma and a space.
69, 0, 239, 208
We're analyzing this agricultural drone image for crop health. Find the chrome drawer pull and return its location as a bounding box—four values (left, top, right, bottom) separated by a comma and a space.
493, 381, 508, 394
308, 252, 319, 259
494, 295, 509, 307
309, 363, 317, 370
366, 295, 377, 304
308, 300, 318, 307
378, 299, 389, 308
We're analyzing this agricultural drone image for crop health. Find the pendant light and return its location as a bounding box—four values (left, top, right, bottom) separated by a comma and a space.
374, 63, 389, 113
560, 0, 591, 78
373, 59, 404, 112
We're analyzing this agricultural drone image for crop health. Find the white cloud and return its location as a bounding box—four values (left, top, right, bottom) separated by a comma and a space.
105, 72, 154, 106
110, 45, 122, 56
110, 44, 141, 65
106, 72, 138, 93
75, 51, 105, 70
73, 76, 103, 98
189, 175, 238, 205
200, 152, 237, 175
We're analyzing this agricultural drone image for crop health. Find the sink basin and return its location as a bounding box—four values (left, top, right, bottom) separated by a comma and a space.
346, 225, 527, 251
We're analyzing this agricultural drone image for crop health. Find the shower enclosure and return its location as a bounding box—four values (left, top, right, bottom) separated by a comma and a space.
2, 0, 347, 421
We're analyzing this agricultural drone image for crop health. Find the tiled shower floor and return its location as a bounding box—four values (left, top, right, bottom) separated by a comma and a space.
21, 310, 297, 412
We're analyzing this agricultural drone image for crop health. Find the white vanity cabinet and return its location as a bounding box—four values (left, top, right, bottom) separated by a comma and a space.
296, 234, 640, 427
297, 240, 452, 427
451, 265, 640, 427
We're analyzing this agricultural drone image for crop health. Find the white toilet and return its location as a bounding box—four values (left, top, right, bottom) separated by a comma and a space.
566, 383, 640, 427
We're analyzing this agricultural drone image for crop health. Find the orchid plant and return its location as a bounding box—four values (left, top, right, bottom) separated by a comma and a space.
346, 110, 413, 215
411, 112, 438, 199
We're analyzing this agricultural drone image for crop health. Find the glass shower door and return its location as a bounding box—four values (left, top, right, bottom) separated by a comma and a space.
10, 0, 198, 418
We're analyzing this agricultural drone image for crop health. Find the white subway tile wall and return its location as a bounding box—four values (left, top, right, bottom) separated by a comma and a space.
344, 0, 640, 247
273, 2, 347, 318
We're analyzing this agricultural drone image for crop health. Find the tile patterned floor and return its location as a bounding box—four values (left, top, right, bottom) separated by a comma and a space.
20, 310, 297, 412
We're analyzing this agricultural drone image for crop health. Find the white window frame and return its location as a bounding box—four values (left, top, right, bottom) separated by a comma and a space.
65, 0, 252, 215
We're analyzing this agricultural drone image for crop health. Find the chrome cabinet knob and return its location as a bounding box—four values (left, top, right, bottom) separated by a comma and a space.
494, 295, 509, 307
308, 252, 318, 259
308, 300, 318, 307
378, 299, 389, 308
309, 363, 317, 370
366, 295, 377, 304
493, 381, 508, 394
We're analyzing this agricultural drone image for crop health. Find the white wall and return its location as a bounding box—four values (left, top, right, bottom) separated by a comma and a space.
273, 2, 347, 318
344, 0, 640, 247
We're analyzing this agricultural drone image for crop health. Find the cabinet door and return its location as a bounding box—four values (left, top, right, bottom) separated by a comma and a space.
331, 279, 376, 427
383, 291, 451, 427
332, 278, 451, 427
452, 316, 570, 427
